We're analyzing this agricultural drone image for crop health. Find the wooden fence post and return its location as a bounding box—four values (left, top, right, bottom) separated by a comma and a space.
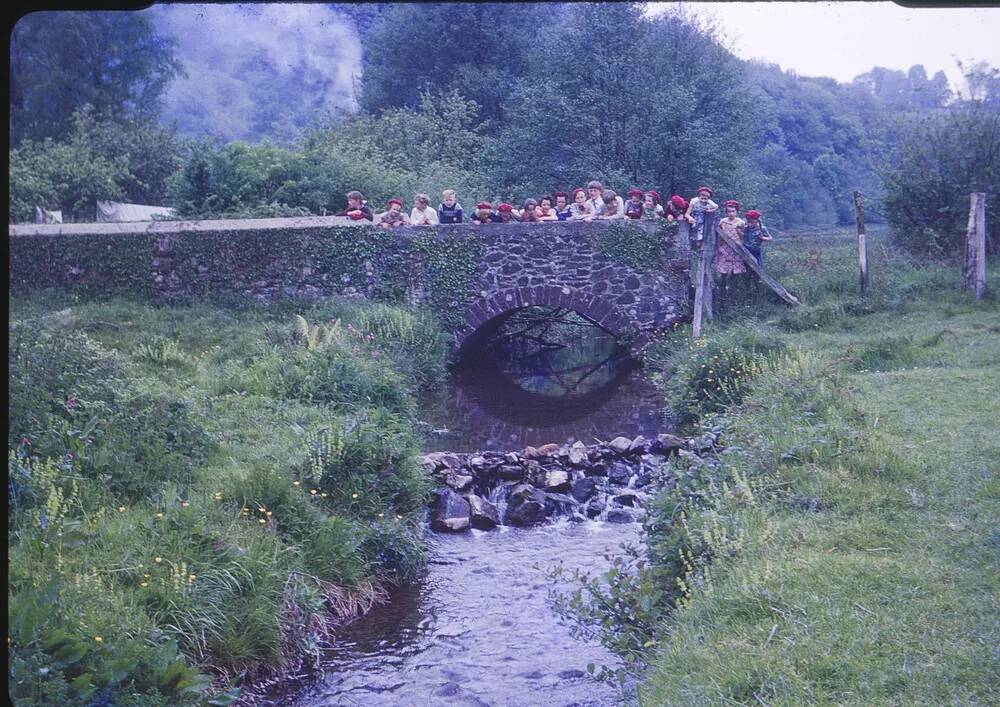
853, 191, 868, 296
691, 210, 718, 340
964, 192, 987, 300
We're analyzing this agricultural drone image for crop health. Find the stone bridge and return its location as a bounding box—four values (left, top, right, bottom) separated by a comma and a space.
9, 217, 692, 355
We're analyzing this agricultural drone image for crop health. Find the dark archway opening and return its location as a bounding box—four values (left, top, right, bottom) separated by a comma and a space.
420, 306, 666, 451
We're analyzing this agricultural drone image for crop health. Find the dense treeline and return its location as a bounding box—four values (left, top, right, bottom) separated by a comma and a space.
8, 4, 999, 251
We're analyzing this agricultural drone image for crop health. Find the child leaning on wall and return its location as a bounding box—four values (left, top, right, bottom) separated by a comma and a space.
410, 193, 439, 225
438, 189, 464, 224
378, 198, 409, 228
336, 190, 374, 221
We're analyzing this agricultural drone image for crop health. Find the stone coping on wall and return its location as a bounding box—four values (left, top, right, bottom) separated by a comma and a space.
9, 216, 686, 239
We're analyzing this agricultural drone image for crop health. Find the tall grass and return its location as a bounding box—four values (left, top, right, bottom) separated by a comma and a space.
7, 294, 447, 704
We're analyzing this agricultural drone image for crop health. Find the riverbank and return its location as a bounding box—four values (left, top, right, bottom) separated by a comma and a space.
627, 229, 999, 703
8, 295, 448, 704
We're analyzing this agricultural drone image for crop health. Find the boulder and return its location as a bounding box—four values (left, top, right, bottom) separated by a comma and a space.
431, 489, 471, 532
571, 476, 599, 503
628, 435, 649, 454
613, 491, 642, 507
608, 436, 632, 455
584, 495, 606, 518
445, 473, 474, 492
608, 461, 633, 486
543, 469, 572, 493
583, 459, 608, 477
498, 464, 526, 481
438, 453, 464, 470
544, 492, 578, 516
651, 433, 686, 455
504, 484, 549, 527
504, 452, 521, 464
522, 445, 537, 458
467, 494, 500, 530
567, 442, 588, 466
468, 455, 489, 470
418, 454, 438, 473
531, 443, 561, 458
606, 508, 635, 524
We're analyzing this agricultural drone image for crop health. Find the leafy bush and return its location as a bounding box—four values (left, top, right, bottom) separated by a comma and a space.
349, 304, 449, 389
302, 408, 431, 519
647, 325, 789, 423
881, 98, 1000, 256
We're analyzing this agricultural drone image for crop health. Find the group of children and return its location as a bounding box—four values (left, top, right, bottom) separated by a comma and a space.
335, 183, 774, 269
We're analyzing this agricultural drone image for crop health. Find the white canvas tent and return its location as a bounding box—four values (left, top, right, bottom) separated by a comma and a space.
96, 200, 175, 222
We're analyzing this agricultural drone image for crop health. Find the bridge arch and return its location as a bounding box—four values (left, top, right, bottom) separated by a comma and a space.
453, 285, 635, 357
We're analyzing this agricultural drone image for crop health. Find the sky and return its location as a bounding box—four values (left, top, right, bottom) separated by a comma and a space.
646, 1, 1000, 93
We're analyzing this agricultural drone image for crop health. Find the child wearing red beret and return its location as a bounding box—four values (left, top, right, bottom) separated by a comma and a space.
743, 209, 772, 267
664, 195, 688, 222
471, 201, 495, 224
496, 203, 517, 223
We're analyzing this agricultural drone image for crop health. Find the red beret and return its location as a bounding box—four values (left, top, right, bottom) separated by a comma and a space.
645, 190, 661, 203
498, 203, 513, 212
670, 195, 688, 209
745, 210, 762, 219
387, 198, 402, 208
572, 188, 586, 197
628, 188, 644, 198
697, 186, 713, 195
723, 199, 741, 209
476, 201, 492, 210
553, 192, 568, 199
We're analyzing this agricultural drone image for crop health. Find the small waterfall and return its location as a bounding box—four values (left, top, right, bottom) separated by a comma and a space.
487, 483, 510, 520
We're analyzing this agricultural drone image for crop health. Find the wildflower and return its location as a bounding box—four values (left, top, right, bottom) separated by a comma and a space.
20, 437, 30, 446
351, 493, 359, 499
378, 513, 384, 518
188, 574, 197, 582
154, 556, 162, 563
258, 518, 267, 525
94, 636, 103, 643
266, 511, 272, 516
66, 394, 77, 411
117, 506, 126, 513
310, 489, 318, 495
155, 512, 164, 519
292, 480, 301, 486
213, 492, 223, 500
395, 514, 403, 520
140, 582, 149, 587
143, 573, 150, 578
321, 492, 328, 497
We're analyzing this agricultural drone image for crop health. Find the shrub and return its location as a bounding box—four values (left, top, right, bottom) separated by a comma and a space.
302, 408, 431, 519
648, 325, 789, 423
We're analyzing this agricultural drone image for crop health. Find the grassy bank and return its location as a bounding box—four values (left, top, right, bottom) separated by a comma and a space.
639, 230, 1000, 703
7, 294, 448, 704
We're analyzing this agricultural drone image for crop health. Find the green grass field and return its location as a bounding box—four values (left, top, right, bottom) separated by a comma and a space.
638, 229, 1000, 704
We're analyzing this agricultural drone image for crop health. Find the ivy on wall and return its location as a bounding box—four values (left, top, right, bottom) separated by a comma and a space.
410, 230, 485, 327
592, 221, 678, 271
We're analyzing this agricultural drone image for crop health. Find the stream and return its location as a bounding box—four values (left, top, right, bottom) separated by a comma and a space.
269, 309, 667, 706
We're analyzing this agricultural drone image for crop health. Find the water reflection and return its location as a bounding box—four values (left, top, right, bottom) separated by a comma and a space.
419, 306, 671, 452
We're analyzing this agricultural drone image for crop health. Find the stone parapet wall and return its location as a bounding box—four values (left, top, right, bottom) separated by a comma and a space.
9, 217, 691, 352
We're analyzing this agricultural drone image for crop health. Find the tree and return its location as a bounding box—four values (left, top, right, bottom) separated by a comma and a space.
10, 11, 182, 143
881, 74, 1000, 255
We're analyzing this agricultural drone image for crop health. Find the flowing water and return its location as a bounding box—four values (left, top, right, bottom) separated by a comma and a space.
274, 521, 639, 706
273, 310, 665, 706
